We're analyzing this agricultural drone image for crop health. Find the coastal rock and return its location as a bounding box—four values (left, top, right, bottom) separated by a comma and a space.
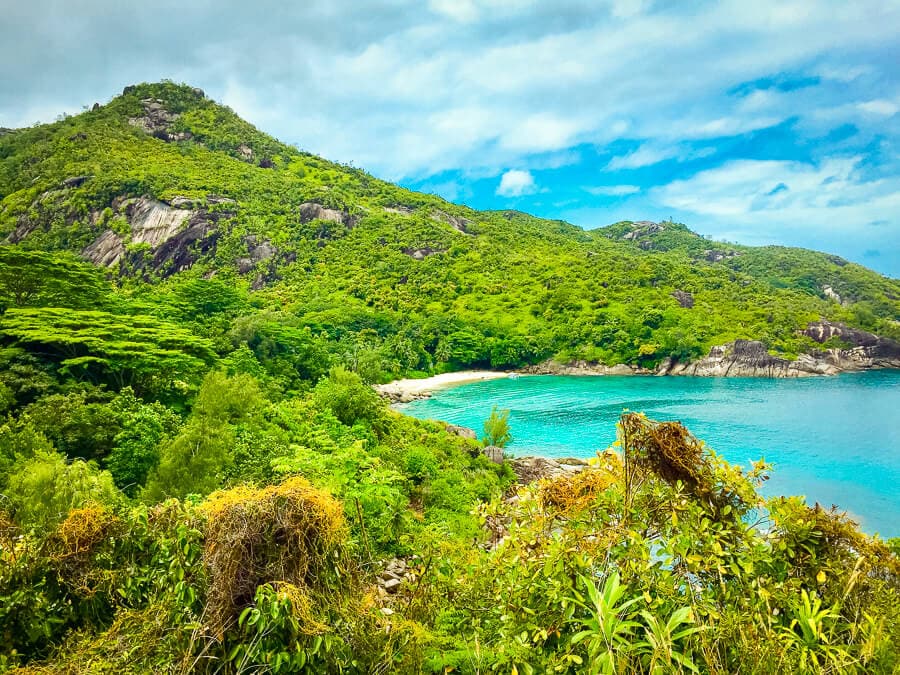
509, 456, 589, 483
483, 446, 505, 464
663, 325, 900, 377
446, 424, 477, 440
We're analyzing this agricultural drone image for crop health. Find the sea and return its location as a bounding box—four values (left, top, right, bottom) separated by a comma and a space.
398, 371, 900, 537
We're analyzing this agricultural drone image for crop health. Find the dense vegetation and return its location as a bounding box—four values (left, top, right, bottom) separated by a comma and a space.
0, 82, 898, 673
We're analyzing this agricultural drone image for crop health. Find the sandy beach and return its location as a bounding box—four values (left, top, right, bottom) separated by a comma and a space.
375, 370, 511, 401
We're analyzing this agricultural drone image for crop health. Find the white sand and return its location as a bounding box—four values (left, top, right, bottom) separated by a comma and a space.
376, 370, 510, 399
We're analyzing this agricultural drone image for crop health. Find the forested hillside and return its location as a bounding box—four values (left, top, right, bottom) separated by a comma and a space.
0, 82, 898, 673
1, 82, 898, 382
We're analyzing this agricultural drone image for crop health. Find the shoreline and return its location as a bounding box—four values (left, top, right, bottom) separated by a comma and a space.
375, 370, 512, 402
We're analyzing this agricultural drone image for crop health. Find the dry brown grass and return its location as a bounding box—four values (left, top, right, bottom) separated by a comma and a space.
538, 452, 621, 514
198, 476, 345, 636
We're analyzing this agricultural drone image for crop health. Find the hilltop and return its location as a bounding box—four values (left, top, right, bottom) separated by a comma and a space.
1, 81, 898, 381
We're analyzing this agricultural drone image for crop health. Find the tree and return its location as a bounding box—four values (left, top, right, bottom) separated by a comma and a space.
313, 366, 384, 429
482, 405, 512, 448
141, 372, 264, 500
0, 248, 111, 310
0, 307, 216, 395
4, 451, 121, 529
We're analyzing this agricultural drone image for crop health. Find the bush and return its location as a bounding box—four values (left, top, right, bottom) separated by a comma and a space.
4, 451, 121, 529
313, 366, 384, 429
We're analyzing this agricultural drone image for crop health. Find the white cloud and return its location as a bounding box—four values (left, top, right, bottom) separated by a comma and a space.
607, 144, 716, 170
858, 99, 899, 116
496, 169, 537, 197
652, 157, 900, 239
585, 184, 641, 196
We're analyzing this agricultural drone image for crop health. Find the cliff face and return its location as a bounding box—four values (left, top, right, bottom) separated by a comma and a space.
660, 321, 900, 377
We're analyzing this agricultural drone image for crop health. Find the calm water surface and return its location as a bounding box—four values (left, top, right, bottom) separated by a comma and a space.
399, 371, 900, 537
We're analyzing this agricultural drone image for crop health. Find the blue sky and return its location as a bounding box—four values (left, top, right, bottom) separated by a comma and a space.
2, 0, 899, 276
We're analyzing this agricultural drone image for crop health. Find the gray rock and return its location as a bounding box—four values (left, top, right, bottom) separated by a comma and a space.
126, 197, 194, 247
207, 195, 237, 205
446, 424, 477, 440
662, 326, 900, 377
483, 446, 505, 464
128, 98, 181, 140
509, 456, 589, 483
168, 196, 197, 209
62, 175, 91, 189
672, 290, 694, 308
382, 578, 403, 593
432, 210, 472, 235
82, 230, 125, 267
703, 249, 739, 263
298, 202, 358, 228
402, 246, 445, 260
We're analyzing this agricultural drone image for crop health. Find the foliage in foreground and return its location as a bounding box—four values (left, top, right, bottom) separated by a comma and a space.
1, 412, 897, 674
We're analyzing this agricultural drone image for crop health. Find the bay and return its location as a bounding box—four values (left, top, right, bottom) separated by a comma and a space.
399, 371, 900, 537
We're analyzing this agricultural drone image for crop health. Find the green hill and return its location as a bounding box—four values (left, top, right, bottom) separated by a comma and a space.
0, 82, 898, 674
2, 81, 898, 383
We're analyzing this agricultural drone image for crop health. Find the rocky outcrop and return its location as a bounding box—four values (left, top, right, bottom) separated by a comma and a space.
445, 424, 477, 440
483, 446, 504, 464
61, 175, 91, 189
128, 98, 191, 142
82, 230, 125, 267
432, 210, 472, 235
298, 202, 358, 228
237, 235, 277, 274
508, 456, 589, 483
148, 211, 221, 276
822, 285, 849, 305
704, 249, 739, 263
672, 290, 694, 308
383, 205, 415, 215
661, 324, 900, 377
622, 220, 665, 240
402, 246, 445, 260
126, 197, 194, 247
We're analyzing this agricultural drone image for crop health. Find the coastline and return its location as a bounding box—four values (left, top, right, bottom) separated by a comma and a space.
375, 370, 511, 402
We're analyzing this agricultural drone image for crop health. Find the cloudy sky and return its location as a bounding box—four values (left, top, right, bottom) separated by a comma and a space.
2, 0, 899, 276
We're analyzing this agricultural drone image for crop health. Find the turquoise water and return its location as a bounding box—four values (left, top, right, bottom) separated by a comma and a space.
399, 371, 900, 537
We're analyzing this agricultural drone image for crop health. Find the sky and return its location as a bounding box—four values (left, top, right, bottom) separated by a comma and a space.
1, 0, 899, 277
